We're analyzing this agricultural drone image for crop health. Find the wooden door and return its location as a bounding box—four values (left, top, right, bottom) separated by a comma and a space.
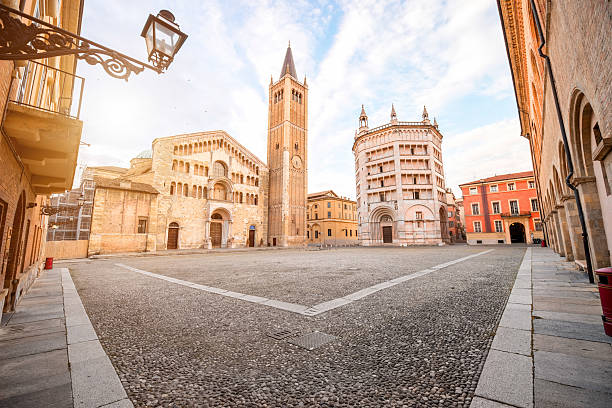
167, 226, 179, 249
382, 226, 393, 243
248, 230, 255, 247
211, 222, 222, 247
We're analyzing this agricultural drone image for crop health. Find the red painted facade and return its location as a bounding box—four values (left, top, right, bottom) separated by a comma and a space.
459, 172, 543, 244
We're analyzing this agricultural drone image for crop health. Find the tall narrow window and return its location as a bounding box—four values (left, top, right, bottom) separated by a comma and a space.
471, 203, 480, 215
509, 200, 519, 215
138, 218, 148, 234
474, 221, 482, 233
494, 220, 503, 233
530, 199, 539, 212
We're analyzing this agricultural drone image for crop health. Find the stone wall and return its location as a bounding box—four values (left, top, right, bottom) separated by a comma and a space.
45, 240, 89, 260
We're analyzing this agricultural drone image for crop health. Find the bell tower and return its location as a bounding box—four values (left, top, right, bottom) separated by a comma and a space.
267, 43, 308, 246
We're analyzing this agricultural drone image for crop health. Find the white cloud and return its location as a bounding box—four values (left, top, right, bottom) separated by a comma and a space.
75, 0, 530, 204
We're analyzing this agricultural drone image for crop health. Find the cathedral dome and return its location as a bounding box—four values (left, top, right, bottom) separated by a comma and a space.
135, 149, 152, 159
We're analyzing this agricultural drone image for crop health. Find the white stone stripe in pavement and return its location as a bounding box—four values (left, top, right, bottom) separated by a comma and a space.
116, 249, 494, 317
60, 268, 134, 408
473, 247, 533, 408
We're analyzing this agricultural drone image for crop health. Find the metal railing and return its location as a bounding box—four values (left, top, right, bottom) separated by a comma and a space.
12, 60, 84, 119
500, 211, 531, 217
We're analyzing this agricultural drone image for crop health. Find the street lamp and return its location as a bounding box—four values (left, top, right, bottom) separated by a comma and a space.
0, 4, 188, 80
141, 10, 187, 72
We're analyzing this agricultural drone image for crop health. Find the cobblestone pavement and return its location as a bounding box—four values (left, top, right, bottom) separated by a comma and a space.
66, 246, 527, 407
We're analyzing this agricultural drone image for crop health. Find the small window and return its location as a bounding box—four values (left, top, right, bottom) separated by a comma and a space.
494, 220, 503, 233
474, 221, 482, 232
138, 218, 148, 234
492, 202, 501, 214
528, 181, 535, 189
510, 200, 519, 215
416, 211, 423, 220
469, 187, 477, 195
534, 219, 543, 231
307, 231, 310, 238
315, 213, 318, 219
315, 231, 319, 239
472, 203, 480, 215
350, 230, 352, 237
380, 180, 384, 187
530, 199, 539, 212
490, 185, 498, 192
508, 183, 516, 191
476, 240, 483, 244
327, 202, 331, 208
327, 229, 332, 237
414, 191, 419, 199
497, 239, 504, 244
327, 211, 331, 218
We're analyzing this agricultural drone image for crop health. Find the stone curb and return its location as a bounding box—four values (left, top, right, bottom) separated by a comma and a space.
473, 248, 534, 408
59, 268, 133, 408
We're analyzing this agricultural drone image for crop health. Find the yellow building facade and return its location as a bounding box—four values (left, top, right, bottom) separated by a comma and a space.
307, 191, 358, 245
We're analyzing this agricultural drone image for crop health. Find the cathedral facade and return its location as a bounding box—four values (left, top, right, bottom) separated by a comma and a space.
86, 45, 307, 254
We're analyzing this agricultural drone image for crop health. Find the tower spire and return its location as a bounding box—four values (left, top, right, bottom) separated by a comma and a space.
280, 42, 297, 79
390, 103, 397, 123
359, 105, 368, 131
422, 105, 429, 120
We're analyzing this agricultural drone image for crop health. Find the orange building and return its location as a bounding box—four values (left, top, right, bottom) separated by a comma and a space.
460, 172, 543, 245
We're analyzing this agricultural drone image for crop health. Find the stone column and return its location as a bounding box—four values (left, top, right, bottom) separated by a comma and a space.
576, 179, 610, 269
556, 200, 574, 260
562, 197, 585, 261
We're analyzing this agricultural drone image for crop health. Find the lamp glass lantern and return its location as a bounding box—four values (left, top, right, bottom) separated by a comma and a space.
141, 10, 187, 71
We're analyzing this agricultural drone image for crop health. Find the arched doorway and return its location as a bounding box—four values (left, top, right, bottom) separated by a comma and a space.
509, 222, 526, 243
167, 222, 179, 249
5, 192, 25, 311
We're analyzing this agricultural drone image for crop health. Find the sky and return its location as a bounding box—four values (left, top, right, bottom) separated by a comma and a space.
74, 0, 533, 199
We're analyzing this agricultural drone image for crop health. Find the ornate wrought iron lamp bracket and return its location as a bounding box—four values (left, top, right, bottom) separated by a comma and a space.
0, 4, 162, 80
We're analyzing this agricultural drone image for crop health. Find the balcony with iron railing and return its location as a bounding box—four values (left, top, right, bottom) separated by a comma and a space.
12, 60, 84, 119
4, 60, 84, 195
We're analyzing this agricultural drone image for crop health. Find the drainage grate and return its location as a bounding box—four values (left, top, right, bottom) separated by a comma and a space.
287, 331, 337, 351
267, 329, 298, 340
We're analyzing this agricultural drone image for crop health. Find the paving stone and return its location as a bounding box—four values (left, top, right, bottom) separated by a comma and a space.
533, 319, 611, 344
0, 331, 67, 360
531, 310, 602, 325
475, 349, 533, 408
491, 326, 531, 356
0, 349, 71, 402
0, 318, 65, 342
534, 295, 602, 306
534, 379, 612, 408
535, 350, 612, 394
499, 308, 532, 331
533, 300, 602, 315
470, 396, 516, 407
533, 334, 612, 362
67, 323, 99, 345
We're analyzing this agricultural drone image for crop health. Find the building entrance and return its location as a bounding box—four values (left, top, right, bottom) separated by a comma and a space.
248, 229, 255, 247
510, 222, 526, 243
167, 222, 179, 249
382, 226, 393, 243
211, 222, 222, 247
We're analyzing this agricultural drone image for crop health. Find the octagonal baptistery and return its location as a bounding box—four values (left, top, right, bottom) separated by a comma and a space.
151, 131, 268, 249
353, 105, 450, 246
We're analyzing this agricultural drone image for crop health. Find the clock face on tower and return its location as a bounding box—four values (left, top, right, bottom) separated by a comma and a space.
291, 155, 302, 169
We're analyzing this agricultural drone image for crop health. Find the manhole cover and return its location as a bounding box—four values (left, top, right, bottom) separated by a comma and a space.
267, 329, 298, 340
288, 331, 337, 351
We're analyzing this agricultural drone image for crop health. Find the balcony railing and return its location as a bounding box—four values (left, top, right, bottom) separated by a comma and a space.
12, 60, 84, 119
500, 211, 531, 218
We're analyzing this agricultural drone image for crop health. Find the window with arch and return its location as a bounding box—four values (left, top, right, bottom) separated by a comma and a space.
170, 182, 176, 195
213, 161, 227, 178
